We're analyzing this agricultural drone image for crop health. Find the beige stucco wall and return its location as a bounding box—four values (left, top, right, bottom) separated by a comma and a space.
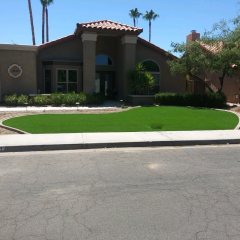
0, 35, 187, 101
0, 45, 37, 100
37, 37, 83, 93
136, 40, 186, 94
207, 73, 240, 103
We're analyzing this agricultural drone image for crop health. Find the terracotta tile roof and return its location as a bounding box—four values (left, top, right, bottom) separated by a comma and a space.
197, 41, 224, 54
76, 20, 143, 34
197, 41, 237, 68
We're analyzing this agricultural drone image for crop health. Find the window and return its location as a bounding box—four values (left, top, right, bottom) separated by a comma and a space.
141, 60, 160, 93
96, 55, 113, 66
57, 69, 78, 93
44, 69, 52, 93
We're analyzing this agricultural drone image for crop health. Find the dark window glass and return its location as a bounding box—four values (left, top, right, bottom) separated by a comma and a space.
57, 83, 67, 93
57, 69, 78, 93
68, 83, 78, 92
96, 55, 113, 66
58, 70, 67, 82
44, 69, 52, 93
142, 61, 159, 72
69, 70, 77, 83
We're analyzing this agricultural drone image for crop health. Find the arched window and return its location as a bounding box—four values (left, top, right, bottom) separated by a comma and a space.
141, 60, 160, 93
96, 54, 113, 66
142, 60, 160, 72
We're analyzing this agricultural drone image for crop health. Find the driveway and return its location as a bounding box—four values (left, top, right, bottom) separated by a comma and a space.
0, 146, 240, 240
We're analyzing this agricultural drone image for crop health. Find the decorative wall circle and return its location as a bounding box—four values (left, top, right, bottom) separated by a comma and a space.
8, 64, 23, 78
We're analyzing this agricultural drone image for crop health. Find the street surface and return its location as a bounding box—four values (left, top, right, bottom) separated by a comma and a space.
0, 146, 240, 240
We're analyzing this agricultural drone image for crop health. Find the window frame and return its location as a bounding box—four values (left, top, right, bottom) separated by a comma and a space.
56, 68, 78, 93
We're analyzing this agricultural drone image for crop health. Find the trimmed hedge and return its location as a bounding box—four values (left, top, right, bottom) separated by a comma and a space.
155, 92, 226, 108
4, 94, 19, 106
3, 93, 105, 106
32, 95, 51, 106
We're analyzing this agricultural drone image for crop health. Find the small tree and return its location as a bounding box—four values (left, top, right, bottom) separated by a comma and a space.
169, 17, 240, 93
201, 19, 240, 92
130, 63, 155, 95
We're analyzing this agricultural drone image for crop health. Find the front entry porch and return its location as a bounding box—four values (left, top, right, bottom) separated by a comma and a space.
95, 72, 116, 99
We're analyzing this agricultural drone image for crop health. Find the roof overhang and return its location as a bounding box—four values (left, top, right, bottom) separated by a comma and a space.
75, 20, 143, 36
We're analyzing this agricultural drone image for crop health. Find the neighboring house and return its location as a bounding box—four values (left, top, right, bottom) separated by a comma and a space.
0, 20, 186, 101
187, 30, 240, 103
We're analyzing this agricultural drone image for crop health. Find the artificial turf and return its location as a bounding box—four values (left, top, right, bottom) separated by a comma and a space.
3, 106, 239, 134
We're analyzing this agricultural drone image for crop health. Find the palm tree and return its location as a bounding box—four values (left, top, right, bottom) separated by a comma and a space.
27, 0, 36, 45
40, 0, 46, 44
143, 10, 159, 42
40, 0, 54, 43
45, 0, 54, 42
129, 8, 142, 27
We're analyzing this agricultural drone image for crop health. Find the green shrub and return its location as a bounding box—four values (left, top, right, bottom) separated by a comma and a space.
130, 63, 155, 95
50, 92, 87, 106
4, 94, 18, 106
4, 94, 29, 106
76, 92, 87, 105
155, 92, 226, 108
50, 93, 64, 106
61, 93, 78, 106
32, 95, 51, 106
3, 92, 102, 106
17, 95, 29, 106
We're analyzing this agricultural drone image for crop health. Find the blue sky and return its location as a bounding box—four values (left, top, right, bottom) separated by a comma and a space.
0, 0, 238, 51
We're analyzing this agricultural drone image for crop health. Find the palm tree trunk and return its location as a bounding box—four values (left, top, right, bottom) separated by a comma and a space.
42, 5, 45, 44
133, 18, 136, 27
46, 7, 49, 42
27, 0, 36, 45
149, 21, 151, 42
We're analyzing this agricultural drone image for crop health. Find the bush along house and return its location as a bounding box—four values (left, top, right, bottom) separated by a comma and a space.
0, 20, 187, 104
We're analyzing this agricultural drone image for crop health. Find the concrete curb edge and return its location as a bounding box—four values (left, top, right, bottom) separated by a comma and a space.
1, 139, 240, 153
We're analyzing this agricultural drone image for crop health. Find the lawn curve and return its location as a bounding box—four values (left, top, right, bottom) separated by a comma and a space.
3, 106, 239, 134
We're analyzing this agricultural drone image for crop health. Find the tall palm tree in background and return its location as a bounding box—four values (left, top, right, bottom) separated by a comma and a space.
27, 0, 36, 45
40, 0, 54, 44
143, 10, 159, 42
45, 0, 54, 42
40, 0, 46, 44
129, 8, 142, 27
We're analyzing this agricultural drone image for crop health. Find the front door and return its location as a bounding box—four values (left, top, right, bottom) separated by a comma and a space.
95, 72, 116, 99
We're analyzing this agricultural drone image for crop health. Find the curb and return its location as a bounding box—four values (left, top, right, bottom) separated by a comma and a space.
1, 139, 240, 153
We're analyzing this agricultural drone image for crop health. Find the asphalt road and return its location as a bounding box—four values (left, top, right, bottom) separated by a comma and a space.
0, 146, 240, 240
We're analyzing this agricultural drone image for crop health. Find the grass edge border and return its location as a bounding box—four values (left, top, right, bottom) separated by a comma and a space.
1, 107, 239, 134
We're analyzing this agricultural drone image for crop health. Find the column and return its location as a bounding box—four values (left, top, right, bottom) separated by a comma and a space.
82, 32, 97, 94
120, 35, 137, 99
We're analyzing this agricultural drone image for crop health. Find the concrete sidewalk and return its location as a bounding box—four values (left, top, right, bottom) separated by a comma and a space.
0, 106, 119, 112
0, 130, 240, 152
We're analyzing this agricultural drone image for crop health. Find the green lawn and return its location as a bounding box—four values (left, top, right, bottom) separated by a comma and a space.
3, 107, 239, 134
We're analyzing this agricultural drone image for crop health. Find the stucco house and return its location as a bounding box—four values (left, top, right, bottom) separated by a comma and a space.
0, 20, 186, 102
